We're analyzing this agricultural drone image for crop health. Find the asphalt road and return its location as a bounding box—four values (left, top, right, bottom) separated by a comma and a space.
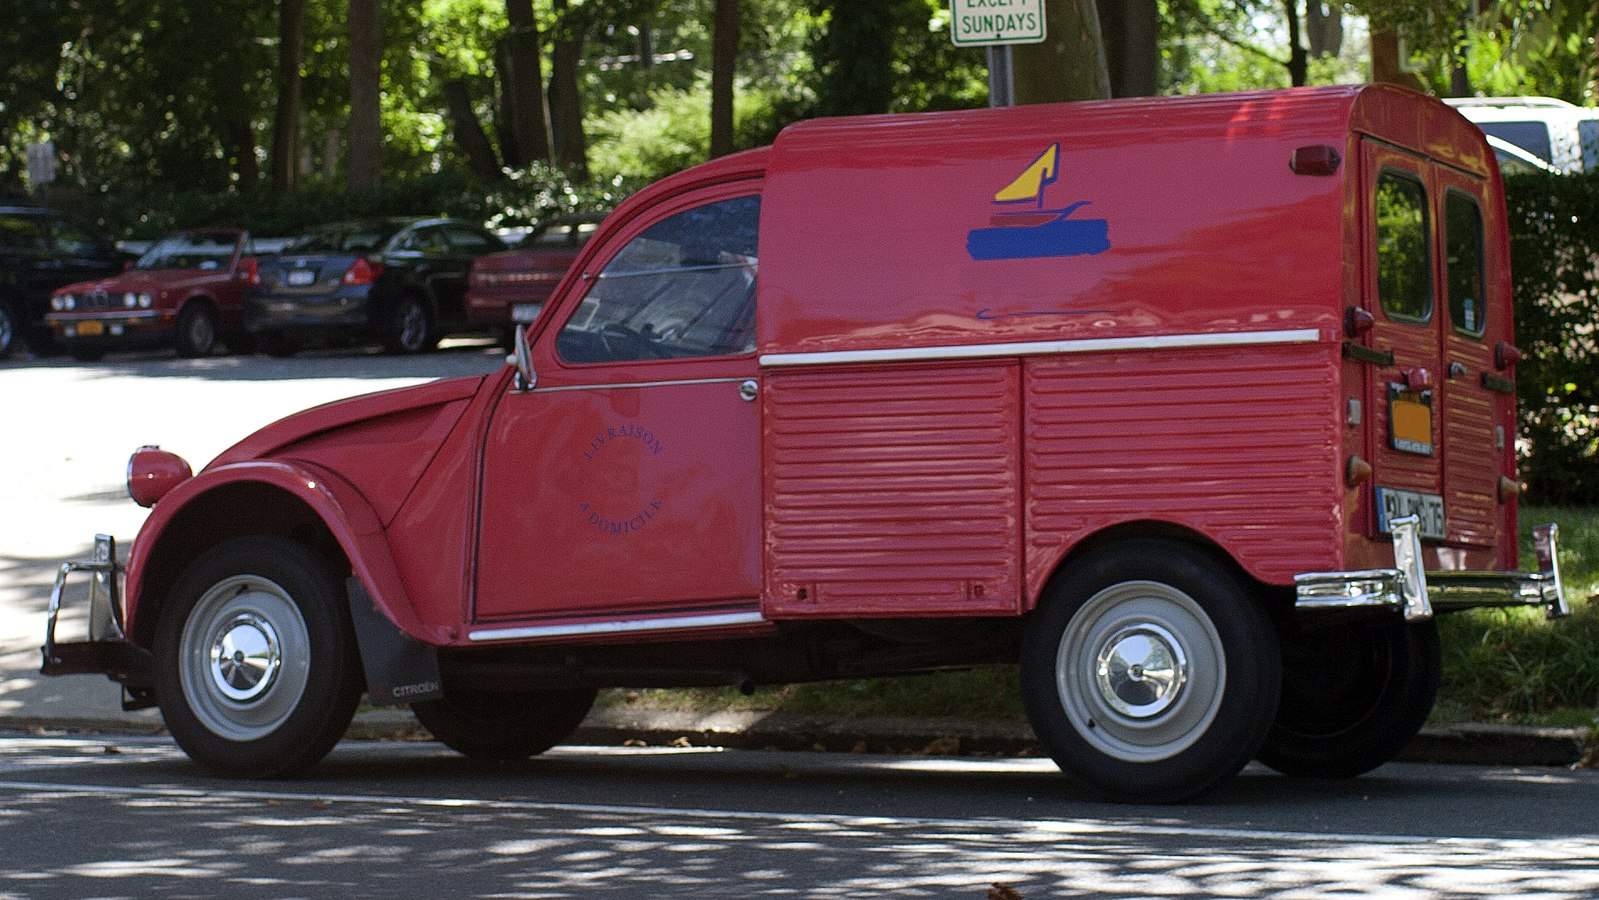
3, 732, 1599, 898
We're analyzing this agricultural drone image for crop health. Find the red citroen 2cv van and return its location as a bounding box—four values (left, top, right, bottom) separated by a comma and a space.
44, 85, 1567, 802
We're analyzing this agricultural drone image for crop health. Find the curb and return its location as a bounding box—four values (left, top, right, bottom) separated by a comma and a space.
9, 706, 1590, 768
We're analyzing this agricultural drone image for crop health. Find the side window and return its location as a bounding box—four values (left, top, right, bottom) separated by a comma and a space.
52, 220, 102, 256
1444, 190, 1486, 337
401, 226, 449, 255
443, 225, 498, 253
1479, 121, 1554, 164
0, 214, 47, 250
1375, 171, 1431, 323
557, 194, 759, 364
1579, 120, 1598, 171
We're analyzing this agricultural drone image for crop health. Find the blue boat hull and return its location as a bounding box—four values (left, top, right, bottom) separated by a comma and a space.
967, 215, 1110, 261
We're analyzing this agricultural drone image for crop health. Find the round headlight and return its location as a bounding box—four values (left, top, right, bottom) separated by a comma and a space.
51, 295, 67, 311
138, 293, 153, 308
127, 445, 193, 508
122, 292, 138, 308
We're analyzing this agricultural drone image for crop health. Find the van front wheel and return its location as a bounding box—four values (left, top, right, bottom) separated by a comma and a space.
1021, 541, 1281, 803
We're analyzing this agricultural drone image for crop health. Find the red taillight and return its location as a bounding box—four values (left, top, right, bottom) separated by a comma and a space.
342, 258, 382, 285
239, 256, 260, 285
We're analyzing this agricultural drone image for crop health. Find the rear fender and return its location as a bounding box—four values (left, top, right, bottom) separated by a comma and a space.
125, 460, 447, 655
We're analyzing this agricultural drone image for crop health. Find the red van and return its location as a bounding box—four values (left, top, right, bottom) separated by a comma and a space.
44, 85, 1565, 802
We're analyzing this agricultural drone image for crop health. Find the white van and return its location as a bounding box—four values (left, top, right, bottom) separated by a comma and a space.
1444, 96, 1599, 172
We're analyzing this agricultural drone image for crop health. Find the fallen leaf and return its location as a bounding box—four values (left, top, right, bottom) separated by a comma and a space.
988, 883, 1024, 900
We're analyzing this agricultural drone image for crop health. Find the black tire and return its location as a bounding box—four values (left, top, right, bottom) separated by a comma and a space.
226, 331, 257, 355
71, 347, 106, 363
257, 331, 299, 358
1257, 618, 1440, 778
152, 536, 364, 777
0, 301, 14, 360
1020, 539, 1281, 803
384, 296, 436, 354
174, 302, 217, 358
413, 686, 597, 760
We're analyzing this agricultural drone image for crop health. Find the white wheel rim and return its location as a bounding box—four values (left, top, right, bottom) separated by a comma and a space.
1056, 581, 1226, 762
178, 575, 311, 742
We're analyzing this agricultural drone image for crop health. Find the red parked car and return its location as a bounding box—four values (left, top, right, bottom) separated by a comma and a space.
45, 86, 1566, 803
465, 212, 605, 347
47, 228, 256, 361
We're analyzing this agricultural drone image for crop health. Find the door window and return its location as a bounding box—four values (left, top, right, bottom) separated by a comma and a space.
1375, 170, 1431, 323
1444, 190, 1486, 337
557, 195, 759, 363
51, 220, 102, 257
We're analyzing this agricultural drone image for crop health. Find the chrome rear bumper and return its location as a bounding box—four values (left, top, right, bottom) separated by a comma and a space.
1295, 517, 1568, 622
40, 534, 154, 702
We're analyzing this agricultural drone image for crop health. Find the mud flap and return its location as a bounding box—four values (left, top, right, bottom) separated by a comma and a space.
346, 576, 444, 706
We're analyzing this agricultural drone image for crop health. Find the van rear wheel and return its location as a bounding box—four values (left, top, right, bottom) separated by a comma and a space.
413, 687, 597, 760
1020, 540, 1281, 803
1257, 618, 1440, 778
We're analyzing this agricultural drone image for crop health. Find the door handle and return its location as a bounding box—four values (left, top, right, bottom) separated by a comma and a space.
739, 380, 758, 402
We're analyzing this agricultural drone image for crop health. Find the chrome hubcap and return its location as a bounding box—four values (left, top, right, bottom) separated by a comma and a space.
1095, 623, 1187, 718
210, 614, 281, 702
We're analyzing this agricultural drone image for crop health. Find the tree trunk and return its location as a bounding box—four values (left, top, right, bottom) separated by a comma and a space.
1012, 0, 1110, 104
1369, 27, 1424, 91
814, 1, 896, 116
443, 78, 504, 182
1095, 0, 1157, 98
1282, 0, 1308, 86
347, 0, 383, 193
710, 0, 739, 158
550, 0, 588, 177
503, 0, 552, 167
1305, 2, 1343, 58
270, 0, 306, 193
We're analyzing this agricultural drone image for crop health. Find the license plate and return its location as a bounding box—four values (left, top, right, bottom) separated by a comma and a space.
1376, 487, 1446, 541
1389, 386, 1434, 455
76, 320, 104, 336
512, 303, 542, 323
286, 269, 317, 286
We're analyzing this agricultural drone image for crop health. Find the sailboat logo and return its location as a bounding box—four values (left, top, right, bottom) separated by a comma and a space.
966, 143, 1111, 261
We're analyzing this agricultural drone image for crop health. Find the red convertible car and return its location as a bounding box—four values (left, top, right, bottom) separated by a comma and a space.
47, 228, 256, 361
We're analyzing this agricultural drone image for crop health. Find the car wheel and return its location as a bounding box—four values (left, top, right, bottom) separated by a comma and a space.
413, 686, 597, 761
71, 347, 106, 363
1257, 619, 1440, 778
0, 302, 14, 360
1020, 539, 1281, 803
384, 296, 436, 354
174, 303, 217, 358
225, 331, 257, 355
153, 536, 364, 777
257, 331, 300, 358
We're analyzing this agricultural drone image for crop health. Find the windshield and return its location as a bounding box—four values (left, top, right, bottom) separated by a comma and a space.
286, 221, 405, 254
136, 232, 241, 270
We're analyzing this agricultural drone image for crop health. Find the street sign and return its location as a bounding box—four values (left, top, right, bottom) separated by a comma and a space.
26, 143, 56, 185
950, 0, 1046, 47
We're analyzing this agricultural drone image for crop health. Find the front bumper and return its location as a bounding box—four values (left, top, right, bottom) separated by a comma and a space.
47, 310, 177, 345
40, 534, 155, 709
1295, 517, 1568, 622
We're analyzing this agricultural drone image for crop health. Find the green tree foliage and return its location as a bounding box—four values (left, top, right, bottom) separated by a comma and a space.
1505, 169, 1599, 505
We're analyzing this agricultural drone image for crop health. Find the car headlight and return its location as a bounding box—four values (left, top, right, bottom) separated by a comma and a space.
52, 294, 74, 311
122, 292, 138, 308
138, 293, 153, 308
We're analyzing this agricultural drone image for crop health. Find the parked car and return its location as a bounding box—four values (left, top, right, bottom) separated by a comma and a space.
465, 212, 606, 347
46, 228, 257, 361
44, 85, 1566, 803
0, 206, 126, 359
1444, 96, 1599, 172
246, 217, 506, 355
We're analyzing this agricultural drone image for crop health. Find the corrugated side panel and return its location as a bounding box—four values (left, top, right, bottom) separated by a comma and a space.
1442, 379, 1502, 549
1024, 344, 1343, 600
763, 363, 1021, 617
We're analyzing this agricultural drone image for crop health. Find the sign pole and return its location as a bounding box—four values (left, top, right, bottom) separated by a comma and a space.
987, 46, 1014, 108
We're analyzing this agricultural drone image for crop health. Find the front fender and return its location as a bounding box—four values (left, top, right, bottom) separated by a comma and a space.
125, 459, 445, 648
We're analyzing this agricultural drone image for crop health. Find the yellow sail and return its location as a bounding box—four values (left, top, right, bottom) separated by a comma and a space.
993, 144, 1059, 204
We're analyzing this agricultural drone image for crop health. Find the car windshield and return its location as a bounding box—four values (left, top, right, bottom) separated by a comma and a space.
136, 232, 240, 270
0, 213, 47, 251
286, 221, 405, 254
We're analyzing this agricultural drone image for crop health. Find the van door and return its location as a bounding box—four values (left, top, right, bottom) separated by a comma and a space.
1435, 169, 1508, 556
474, 189, 762, 625
1360, 141, 1446, 544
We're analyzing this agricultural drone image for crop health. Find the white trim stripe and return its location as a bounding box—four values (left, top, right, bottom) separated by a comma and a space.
535, 376, 747, 393
469, 610, 766, 642
758, 328, 1325, 368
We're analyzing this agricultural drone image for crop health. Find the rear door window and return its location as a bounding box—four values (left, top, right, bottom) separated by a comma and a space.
1444, 190, 1486, 337
1375, 170, 1432, 323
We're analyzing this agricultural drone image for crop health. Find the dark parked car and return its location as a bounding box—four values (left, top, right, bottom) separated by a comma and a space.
0, 206, 126, 359
246, 217, 506, 355
46, 228, 257, 361
465, 212, 606, 347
